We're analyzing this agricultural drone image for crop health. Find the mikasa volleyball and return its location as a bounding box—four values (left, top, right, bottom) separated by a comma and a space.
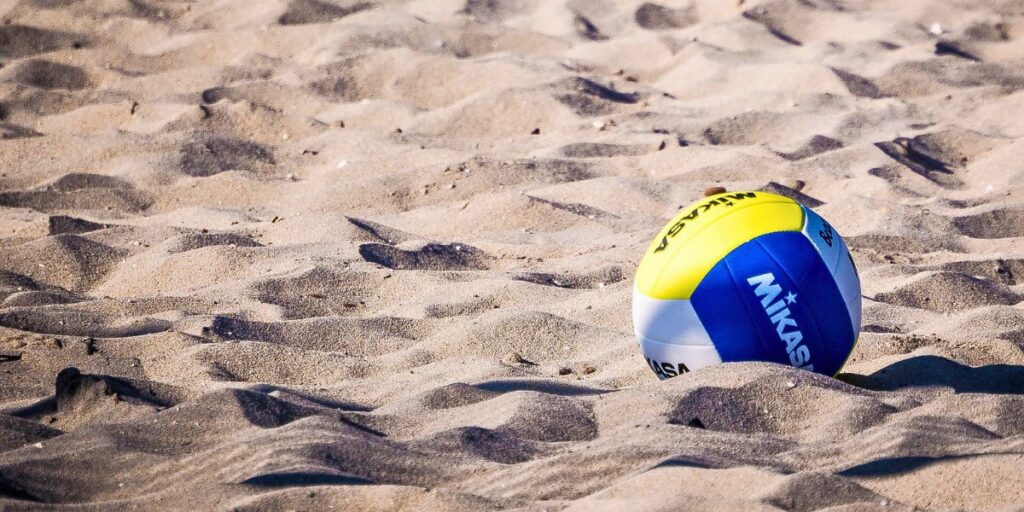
633, 191, 861, 379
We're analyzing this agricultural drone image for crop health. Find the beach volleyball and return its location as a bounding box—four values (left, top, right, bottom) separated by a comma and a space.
633, 191, 861, 379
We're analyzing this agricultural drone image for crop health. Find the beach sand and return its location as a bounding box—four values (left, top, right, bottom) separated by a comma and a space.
1, 0, 1023, 510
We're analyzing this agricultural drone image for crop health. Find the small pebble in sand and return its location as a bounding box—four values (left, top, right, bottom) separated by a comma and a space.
592, 120, 606, 130
503, 352, 536, 366
930, 22, 943, 35
581, 364, 596, 375
558, 367, 573, 376
336, 160, 348, 169
704, 186, 727, 197
786, 381, 797, 389
784, 179, 806, 192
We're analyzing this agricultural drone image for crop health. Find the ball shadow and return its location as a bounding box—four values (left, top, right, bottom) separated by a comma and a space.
839, 354, 1024, 394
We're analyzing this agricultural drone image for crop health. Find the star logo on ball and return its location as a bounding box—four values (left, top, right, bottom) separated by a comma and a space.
785, 291, 798, 304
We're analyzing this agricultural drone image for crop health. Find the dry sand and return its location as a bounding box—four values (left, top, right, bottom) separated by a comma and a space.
0, 0, 1023, 510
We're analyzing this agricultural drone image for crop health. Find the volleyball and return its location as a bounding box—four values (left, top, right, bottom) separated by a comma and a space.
633, 191, 861, 379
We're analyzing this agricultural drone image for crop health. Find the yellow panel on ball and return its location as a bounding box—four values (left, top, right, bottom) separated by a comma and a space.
635, 191, 804, 300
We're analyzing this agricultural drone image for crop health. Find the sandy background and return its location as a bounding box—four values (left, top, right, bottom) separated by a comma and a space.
0, 0, 1023, 510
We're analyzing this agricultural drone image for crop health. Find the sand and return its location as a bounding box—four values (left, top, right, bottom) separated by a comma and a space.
0, 0, 1023, 510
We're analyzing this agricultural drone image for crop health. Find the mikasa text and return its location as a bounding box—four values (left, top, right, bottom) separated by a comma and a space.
653, 192, 758, 253
747, 272, 814, 371
645, 357, 689, 379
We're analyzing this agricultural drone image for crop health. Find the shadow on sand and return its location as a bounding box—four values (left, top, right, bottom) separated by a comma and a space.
240, 471, 372, 488
839, 354, 1024, 394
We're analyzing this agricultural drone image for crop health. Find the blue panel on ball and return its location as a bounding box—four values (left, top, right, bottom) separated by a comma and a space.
690, 231, 855, 375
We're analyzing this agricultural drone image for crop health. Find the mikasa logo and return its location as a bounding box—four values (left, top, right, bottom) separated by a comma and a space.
653, 192, 758, 253
746, 273, 814, 371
